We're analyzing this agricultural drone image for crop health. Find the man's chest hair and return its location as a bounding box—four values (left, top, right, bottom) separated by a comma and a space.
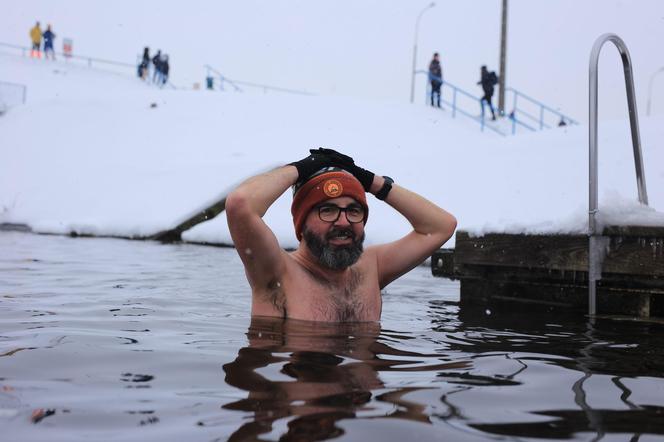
263, 266, 375, 321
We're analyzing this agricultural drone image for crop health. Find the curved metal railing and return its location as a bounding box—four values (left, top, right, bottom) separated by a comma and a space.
587, 33, 649, 316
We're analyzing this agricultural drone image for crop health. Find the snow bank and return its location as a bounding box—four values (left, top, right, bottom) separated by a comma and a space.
1, 53, 663, 249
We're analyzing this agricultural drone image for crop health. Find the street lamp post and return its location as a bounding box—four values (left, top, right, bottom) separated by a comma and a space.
410, 2, 436, 104
647, 67, 664, 116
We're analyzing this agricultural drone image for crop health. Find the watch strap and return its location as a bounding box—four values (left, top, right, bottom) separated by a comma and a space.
375, 176, 394, 201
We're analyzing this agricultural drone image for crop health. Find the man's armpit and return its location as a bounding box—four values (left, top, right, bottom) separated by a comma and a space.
258, 278, 286, 317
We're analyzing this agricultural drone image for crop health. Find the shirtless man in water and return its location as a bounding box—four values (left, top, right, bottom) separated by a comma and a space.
225, 148, 456, 322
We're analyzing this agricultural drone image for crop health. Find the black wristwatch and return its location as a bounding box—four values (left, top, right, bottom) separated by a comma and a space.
375, 176, 394, 201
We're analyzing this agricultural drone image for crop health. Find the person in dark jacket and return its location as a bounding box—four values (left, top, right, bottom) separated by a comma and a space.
160, 54, 169, 86
477, 65, 497, 120
152, 50, 162, 84
428, 53, 443, 108
42, 24, 56, 60
138, 47, 150, 80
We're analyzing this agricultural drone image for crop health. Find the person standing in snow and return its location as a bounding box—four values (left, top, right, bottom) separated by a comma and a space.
225, 148, 457, 322
477, 65, 498, 121
160, 54, 169, 86
138, 47, 150, 80
42, 24, 56, 60
428, 53, 443, 108
29, 22, 42, 58
152, 50, 162, 84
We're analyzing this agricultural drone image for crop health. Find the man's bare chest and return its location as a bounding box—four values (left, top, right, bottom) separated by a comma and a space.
283, 267, 381, 322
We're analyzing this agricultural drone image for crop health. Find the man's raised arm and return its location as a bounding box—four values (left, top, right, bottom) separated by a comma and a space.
225, 166, 298, 288
225, 151, 341, 288
368, 175, 456, 288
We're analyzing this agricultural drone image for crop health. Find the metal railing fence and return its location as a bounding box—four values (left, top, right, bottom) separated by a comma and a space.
204, 65, 314, 96
0, 41, 135, 73
0, 81, 27, 110
419, 70, 577, 136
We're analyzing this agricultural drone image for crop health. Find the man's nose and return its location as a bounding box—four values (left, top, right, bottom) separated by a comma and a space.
334, 211, 352, 226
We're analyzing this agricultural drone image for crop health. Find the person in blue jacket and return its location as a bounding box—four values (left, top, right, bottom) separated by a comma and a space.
43, 24, 56, 60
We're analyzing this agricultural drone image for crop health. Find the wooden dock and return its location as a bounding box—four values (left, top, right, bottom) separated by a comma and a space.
432, 226, 664, 318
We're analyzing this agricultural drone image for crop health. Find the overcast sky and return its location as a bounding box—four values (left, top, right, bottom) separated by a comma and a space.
2, 0, 664, 122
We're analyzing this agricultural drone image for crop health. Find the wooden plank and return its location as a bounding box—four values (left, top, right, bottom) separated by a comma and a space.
150, 196, 227, 243
459, 279, 662, 316
0, 222, 32, 232
453, 229, 664, 277
603, 225, 664, 237
431, 249, 455, 278
602, 234, 664, 276
454, 231, 589, 271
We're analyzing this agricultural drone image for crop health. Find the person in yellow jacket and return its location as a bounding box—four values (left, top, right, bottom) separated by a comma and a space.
29, 22, 42, 58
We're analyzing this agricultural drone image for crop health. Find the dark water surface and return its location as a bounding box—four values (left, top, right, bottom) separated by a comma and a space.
1, 232, 664, 441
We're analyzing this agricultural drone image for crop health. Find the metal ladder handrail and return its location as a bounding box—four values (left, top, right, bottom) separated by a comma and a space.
587, 33, 649, 316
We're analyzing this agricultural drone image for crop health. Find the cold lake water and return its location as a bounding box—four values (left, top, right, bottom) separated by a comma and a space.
1, 231, 664, 441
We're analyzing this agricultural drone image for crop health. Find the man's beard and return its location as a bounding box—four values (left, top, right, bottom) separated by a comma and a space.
302, 226, 365, 270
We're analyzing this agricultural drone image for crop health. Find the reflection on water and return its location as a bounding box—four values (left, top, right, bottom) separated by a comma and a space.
221, 317, 470, 440
2, 232, 664, 441
218, 309, 664, 441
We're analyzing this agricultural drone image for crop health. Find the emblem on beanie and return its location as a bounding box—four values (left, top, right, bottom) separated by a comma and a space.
323, 179, 343, 197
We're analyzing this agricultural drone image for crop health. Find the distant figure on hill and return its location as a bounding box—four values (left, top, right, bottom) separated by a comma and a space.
138, 47, 150, 80
225, 147, 457, 322
29, 22, 42, 58
42, 24, 56, 60
160, 54, 170, 86
152, 50, 162, 84
428, 52, 443, 108
477, 65, 498, 121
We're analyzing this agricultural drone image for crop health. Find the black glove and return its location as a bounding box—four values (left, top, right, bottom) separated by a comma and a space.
310, 147, 375, 192
291, 147, 376, 191
289, 150, 338, 182
309, 147, 354, 168
309, 147, 374, 192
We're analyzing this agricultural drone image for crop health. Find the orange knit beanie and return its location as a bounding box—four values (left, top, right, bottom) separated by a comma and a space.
291, 170, 368, 240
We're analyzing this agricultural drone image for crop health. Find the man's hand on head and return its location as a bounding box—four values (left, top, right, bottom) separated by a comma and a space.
309, 148, 355, 168
310, 147, 376, 192
289, 150, 338, 183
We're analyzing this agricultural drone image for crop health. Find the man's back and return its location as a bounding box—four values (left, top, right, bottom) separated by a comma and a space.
429, 59, 441, 78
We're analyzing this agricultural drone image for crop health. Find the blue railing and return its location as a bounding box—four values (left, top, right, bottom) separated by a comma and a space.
418, 70, 577, 136
0, 41, 180, 89
204, 65, 314, 96
419, 71, 504, 135
506, 87, 578, 134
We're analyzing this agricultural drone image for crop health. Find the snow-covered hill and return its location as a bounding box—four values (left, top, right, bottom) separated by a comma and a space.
2, 53, 663, 249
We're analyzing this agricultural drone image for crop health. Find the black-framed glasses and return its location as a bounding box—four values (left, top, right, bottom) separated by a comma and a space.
317, 204, 365, 223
